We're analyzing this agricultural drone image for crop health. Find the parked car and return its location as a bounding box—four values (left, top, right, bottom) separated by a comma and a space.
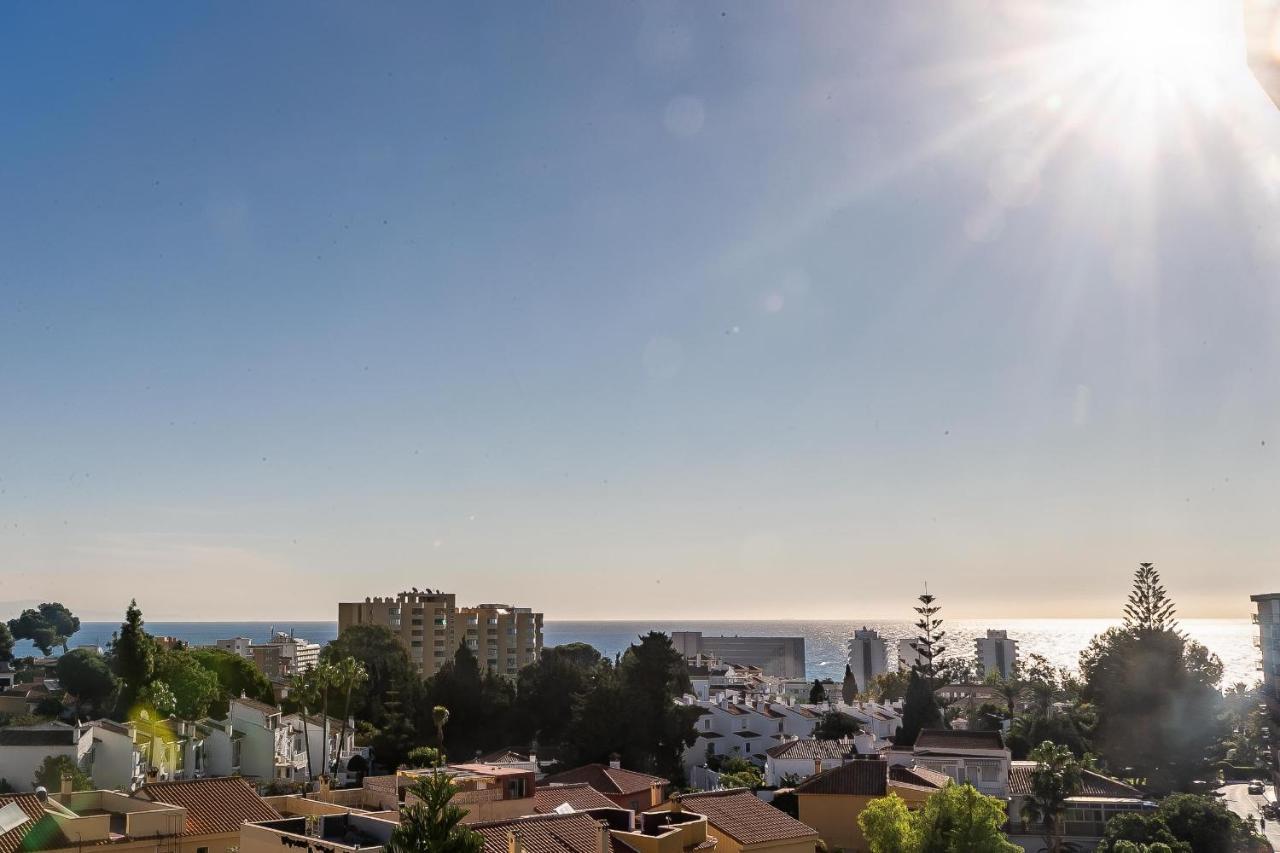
1248, 781, 1266, 794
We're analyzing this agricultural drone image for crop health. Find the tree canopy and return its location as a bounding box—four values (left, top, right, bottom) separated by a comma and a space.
0, 622, 14, 663
108, 599, 156, 716
57, 649, 119, 712
32, 755, 92, 793
386, 772, 483, 853
1080, 564, 1223, 790
860, 785, 1019, 853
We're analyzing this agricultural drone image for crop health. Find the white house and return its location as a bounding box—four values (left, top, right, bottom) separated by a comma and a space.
0, 722, 93, 792
908, 729, 1010, 797
976, 630, 1018, 680
228, 696, 306, 782
847, 628, 889, 691
763, 736, 868, 787
215, 637, 254, 658
281, 712, 357, 781
87, 719, 143, 790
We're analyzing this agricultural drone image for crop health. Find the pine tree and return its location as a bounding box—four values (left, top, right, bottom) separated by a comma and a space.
910, 588, 946, 685
110, 599, 155, 717
842, 665, 859, 704
1122, 563, 1179, 633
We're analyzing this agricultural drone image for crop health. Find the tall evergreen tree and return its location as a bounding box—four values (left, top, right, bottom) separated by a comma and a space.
909, 588, 946, 685
808, 679, 826, 704
109, 599, 156, 716
841, 665, 859, 704
386, 772, 482, 853
1123, 563, 1178, 633
0, 621, 13, 662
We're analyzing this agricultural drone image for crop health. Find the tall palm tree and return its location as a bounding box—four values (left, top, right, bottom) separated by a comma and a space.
331, 656, 367, 777
312, 661, 338, 780
1020, 741, 1084, 853
432, 705, 450, 749
290, 668, 318, 781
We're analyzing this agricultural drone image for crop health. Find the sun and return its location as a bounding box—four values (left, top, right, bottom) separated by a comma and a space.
1080, 0, 1235, 83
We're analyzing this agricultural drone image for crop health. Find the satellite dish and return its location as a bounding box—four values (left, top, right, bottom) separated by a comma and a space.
34, 787, 48, 802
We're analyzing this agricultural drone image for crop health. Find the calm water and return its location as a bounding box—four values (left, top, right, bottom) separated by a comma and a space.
17, 618, 1258, 689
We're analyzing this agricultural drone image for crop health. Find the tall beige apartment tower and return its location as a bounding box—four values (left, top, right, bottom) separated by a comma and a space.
338, 589, 543, 677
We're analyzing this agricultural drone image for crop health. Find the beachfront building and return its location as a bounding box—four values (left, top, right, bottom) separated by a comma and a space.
670, 632, 805, 679
338, 590, 543, 677
1252, 593, 1280, 697
213, 632, 320, 680
975, 629, 1018, 679
846, 628, 889, 691
896, 638, 925, 671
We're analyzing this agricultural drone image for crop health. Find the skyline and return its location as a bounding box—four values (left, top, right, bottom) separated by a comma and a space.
4, 2, 1280, 621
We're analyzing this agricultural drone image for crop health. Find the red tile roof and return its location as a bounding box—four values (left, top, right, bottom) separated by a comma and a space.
542, 765, 667, 797
1007, 762, 1142, 799
913, 729, 1005, 751
137, 777, 281, 835
674, 790, 817, 846
473, 811, 603, 853
793, 761, 888, 797
0, 795, 47, 853
533, 783, 618, 814
765, 739, 855, 760
889, 765, 950, 790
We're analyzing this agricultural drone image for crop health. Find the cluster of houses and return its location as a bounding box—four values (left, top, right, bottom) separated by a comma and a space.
0, 727, 1154, 853
0, 697, 363, 794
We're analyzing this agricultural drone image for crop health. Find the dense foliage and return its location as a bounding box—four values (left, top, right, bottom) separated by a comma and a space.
859, 785, 1019, 853
32, 755, 92, 792
8, 604, 80, 656
1097, 793, 1257, 852
1080, 565, 1223, 790
386, 772, 483, 853
57, 648, 119, 713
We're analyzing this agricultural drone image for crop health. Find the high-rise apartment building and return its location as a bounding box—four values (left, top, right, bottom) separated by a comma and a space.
975, 629, 1018, 679
669, 631, 805, 678
846, 627, 889, 689
1252, 593, 1280, 696
338, 590, 543, 677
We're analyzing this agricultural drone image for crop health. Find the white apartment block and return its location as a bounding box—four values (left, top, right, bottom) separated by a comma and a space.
897, 638, 925, 670
847, 627, 889, 690
976, 629, 1018, 679
1253, 593, 1280, 697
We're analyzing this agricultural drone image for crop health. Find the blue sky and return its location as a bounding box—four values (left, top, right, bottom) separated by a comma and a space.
2, 1, 1279, 620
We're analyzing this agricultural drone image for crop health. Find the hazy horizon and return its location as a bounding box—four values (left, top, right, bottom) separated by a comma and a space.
4, 2, 1280, 621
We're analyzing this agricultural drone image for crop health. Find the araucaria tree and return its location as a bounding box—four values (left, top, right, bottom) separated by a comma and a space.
897, 587, 944, 745
1080, 563, 1223, 791
386, 771, 483, 853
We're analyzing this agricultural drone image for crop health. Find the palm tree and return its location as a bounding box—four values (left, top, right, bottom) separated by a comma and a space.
290, 668, 317, 781
312, 661, 339, 780
432, 705, 450, 748
331, 656, 368, 777
1020, 741, 1084, 853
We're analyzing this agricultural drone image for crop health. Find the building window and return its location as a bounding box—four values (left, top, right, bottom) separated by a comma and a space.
197, 846, 209, 853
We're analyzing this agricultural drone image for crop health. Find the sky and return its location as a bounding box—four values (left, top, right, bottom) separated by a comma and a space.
2, 1, 1280, 622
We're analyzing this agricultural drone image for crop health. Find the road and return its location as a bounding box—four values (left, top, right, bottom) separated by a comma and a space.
1217, 782, 1280, 849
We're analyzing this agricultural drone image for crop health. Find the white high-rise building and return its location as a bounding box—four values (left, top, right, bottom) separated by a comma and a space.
976, 629, 1018, 679
847, 627, 889, 690
897, 638, 925, 671
1252, 593, 1280, 697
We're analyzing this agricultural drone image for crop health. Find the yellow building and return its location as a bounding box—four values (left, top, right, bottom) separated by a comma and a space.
791, 760, 947, 853
667, 789, 819, 853
338, 590, 542, 677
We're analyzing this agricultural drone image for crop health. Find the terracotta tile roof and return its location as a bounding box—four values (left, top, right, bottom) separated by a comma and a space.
0, 795, 48, 853
533, 783, 618, 814
479, 748, 531, 764
89, 719, 131, 737
913, 729, 1005, 751
889, 765, 950, 790
793, 760, 888, 797
765, 739, 855, 760
542, 765, 667, 797
757, 706, 785, 719
137, 776, 281, 835
473, 811, 603, 853
720, 705, 748, 716
674, 790, 817, 846
1008, 762, 1142, 799
789, 707, 819, 719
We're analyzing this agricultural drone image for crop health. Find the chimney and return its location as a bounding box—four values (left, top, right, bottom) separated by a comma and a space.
597, 821, 610, 853
60, 773, 73, 796
508, 829, 522, 853
608, 753, 621, 770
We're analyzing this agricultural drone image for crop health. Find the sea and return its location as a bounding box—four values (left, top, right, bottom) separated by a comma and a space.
14, 617, 1258, 689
